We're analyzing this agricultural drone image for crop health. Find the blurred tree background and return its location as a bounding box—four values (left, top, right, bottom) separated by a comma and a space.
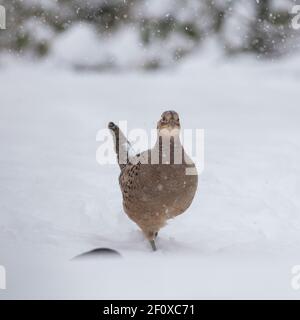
0, 0, 299, 69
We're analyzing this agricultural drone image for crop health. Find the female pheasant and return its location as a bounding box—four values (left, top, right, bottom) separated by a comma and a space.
109, 110, 198, 251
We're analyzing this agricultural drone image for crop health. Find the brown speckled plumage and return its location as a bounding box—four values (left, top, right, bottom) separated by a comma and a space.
109, 111, 198, 251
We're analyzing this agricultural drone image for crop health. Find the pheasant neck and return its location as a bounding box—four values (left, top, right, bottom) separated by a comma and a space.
154, 134, 183, 165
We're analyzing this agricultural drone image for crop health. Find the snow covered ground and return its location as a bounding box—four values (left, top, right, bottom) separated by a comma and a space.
0, 52, 300, 299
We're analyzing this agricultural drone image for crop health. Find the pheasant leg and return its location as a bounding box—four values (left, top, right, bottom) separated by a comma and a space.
149, 239, 157, 251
